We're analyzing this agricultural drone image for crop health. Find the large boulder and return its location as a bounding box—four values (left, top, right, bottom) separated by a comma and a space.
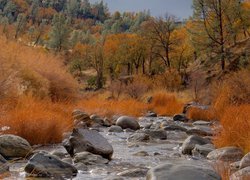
146, 159, 221, 180
182, 135, 211, 155
0, 134, 32, 159
73, 152, 109, 165
63, 128, 113, 159
192, 144, 215, 157
230, 166, 250, 180
207, 147, 244, 162
116, 116, 140, 130
25, 152, 77, 178
240, 152, 250, 169
0, 154, 9, 173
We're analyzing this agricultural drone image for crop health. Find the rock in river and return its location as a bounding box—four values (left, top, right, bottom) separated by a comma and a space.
0, 134, 32, 159
146, 159, 221, 180
25, 152, 77, 178
63, 128, 113, 159
116, 116, 140, 130
73, 151, 109, 165
182, 135, 211, 155
207, 146, 244, 162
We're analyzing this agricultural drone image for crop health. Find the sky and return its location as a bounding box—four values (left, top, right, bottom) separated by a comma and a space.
90, 0, 193, 20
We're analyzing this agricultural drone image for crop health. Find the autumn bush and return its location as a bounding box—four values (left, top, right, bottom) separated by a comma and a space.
0, 35, 78, 101
0, 96, 73, 145
213, 105, 250, 153
186, 106, 216, 121
148, 91, 184, 116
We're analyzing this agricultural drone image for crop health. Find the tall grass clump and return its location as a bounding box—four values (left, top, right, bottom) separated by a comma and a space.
0, 95, 73, 145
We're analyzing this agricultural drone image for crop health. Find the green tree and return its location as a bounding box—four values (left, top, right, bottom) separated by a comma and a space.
49, 13, 71, 51
14, 13, 27, 39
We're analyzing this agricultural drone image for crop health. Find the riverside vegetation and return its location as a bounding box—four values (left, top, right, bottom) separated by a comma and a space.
0, 0, 250, 179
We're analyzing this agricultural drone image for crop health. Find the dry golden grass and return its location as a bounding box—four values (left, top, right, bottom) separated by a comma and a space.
186, 107, 216, 121
0, 35, 78, 101
78, 91, 184, 117
149, 92, 184, 116
0, 96, 73, 145
213, 105, 250, 153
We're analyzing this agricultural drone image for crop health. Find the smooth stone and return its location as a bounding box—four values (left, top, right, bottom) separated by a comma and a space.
117, 168, 148, 177
116, 116, 140, 130
25, 152, 77, 177
192, 144, 215, 156
145, 130, 167, 140
146, 159, 221, 180
63, 128, 113, 160
187, 126, 213, 136
240, 152, 250, 169
182, 135, 211, 155
163, 124, 187, 132
230, 166, 250, 180
73, 152, 109, 165
127, 133, 150, 143
50, 149, 68, 159
133, 151, 149, 157
108, 125, 123, 133
173, 114, 189, 122
207, 147, 244, 162
193, 121, 212, 126
0, 134, 32, 159
62, 158, 73, 164
74, 162, 88, 171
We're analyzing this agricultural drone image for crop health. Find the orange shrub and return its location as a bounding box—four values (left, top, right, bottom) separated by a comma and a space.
186, 107, 216, 121
0, 96, 73, 145
149, 92, 184, 116
213, 105, 250, 153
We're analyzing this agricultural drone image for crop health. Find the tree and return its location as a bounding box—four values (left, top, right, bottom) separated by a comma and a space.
14, 13, 27, 39
49, 13, 71, 51
148, 15, 177, 69
192, 0, 250, 70
66, 0, 80, 18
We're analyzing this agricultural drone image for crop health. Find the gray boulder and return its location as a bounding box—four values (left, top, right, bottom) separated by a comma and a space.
146, 159, 221, 180
0, 154, 9, 173
127, 133, 150, 143
163, 124, 187, 132
230, 166, 250, 180
25, 152, 77, 178
145, 130, 167, 140
192, 144, 215, 156
108, 125, 123, 133
0, 134, 32, 159
116, 116, 140, 130
63, 128, 113, 159
182, 135, 211, 155
74, 152, 109, 165
207, 147, 244, 162
240, 152, 250, 169
187, 126, 213, 136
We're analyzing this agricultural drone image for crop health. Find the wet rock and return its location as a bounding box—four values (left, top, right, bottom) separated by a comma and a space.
143, 123, 153, 129
187, 126, 213, 136
24, 152, 77, 177
193, 121, 212, 126
163, 124, 187, 132
133, 151, 149, 157
63, 128, 113, 160
72, 109, 91, 127
117, 168, 148, 177
124, 128, 135, 133
62, 158, 73, 164
230, 166, 250, 180
239, 152, 250, 169
116, 116, 140, 130
145, 112, 157, 117
192, 144, 215, 156
145, 130, 167, 140
146, 159, 221, 180
0, 134, 32, 159
74, 152, 109, 165
127, 133, 150, 143
207, 147, 244, 162
74, 162, 88, 171
0, 154, 9, 173
90, 114, 105, 126
182, 135, 211, 155
50, 149, 68, 159
173, 114, 189, 122
108, 125, 123, 133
